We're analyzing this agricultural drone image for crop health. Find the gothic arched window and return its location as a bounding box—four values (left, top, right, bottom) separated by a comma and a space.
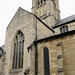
12, 30, 24, 69
43, 47, 50, 75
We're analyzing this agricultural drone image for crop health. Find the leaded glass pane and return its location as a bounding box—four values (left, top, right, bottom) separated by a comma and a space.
18, 41, 21, 68
66, 26, 68, 32
21, 41, 24, 68
15, 42, 18, 69
12, 43, 16, 69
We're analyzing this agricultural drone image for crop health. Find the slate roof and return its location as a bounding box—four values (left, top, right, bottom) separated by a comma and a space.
53, 14, 75, 28
0, 45, 4, 51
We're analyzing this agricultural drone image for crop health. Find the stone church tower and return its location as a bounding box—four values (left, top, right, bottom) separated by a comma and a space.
32, 0, 60, 27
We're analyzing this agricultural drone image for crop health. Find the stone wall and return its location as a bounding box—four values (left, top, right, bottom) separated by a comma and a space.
0, 52, 6, 75
32, 0, 60, 27
4, 8, 36, 75
37, 33, 75, 75
37, 19, 55, 40
3, 6, 56, 75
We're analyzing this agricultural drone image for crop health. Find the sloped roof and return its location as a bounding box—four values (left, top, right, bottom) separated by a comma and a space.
34, 29, 75, 43
0, 45, 4, 51
53, 14, 75, 28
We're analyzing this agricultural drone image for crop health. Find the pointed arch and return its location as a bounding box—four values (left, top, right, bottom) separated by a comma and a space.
14, 30, 25, 40
43, 47, 50, 75
12, 30, 24, 69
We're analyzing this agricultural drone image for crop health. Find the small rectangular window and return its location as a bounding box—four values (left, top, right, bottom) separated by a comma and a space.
41, 0, 43, 3
60, 26, 68, 34
66, 26, 68, 32
63, 26, 65, 33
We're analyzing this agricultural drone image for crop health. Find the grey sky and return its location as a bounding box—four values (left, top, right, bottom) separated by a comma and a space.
0, 0, 75, 46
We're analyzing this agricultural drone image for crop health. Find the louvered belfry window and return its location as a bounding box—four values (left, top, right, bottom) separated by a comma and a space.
43, 47, 50, 75
12, 30, 24, 69
37, 0, 46, 5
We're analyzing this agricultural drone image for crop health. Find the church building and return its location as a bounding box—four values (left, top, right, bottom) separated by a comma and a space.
0, 0, 75, 75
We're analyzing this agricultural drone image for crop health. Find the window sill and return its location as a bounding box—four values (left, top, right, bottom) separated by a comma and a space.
9, 69, 23, 73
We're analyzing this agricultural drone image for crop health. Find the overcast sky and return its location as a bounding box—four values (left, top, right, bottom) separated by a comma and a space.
0, 0, 75, 46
